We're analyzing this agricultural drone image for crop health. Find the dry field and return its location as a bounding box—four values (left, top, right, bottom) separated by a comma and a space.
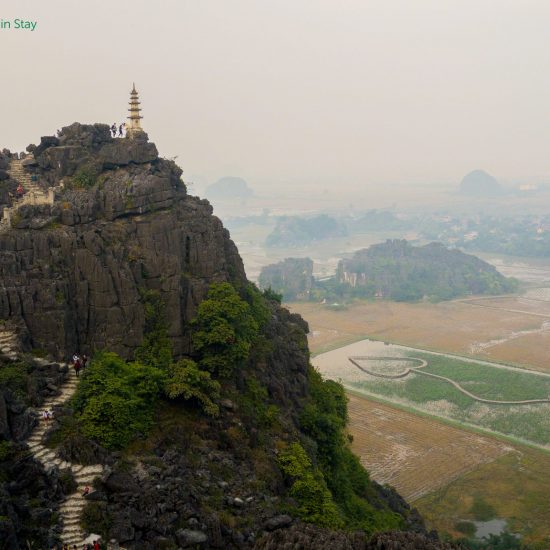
347, 393, 512, 502
348, 393, 550, 544
416, 446, 550, 545
289, 298, 550, 371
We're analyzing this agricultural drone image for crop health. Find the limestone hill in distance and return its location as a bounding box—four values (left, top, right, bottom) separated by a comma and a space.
259, 240, 518, 304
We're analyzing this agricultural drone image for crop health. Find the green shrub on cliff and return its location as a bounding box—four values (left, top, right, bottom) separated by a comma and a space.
192, 282, 259, 377
72, 352, 164, 449
164, 358, 220, 417
134, 288, 172, 370
299, 367, 403, 533
278, 442, 343, 529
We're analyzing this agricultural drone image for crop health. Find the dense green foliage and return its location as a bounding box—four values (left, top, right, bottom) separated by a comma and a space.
134, 288, 173, 370
164, 358, 220, 417
0, 363, 28, 400
67, 280, 410, 537
72, 352, 164, 449
70, 283, 268, 449
70, 164, 98, 189
296, 367, 403, 533
278, 442, 343, 528
192, 282, 260, 377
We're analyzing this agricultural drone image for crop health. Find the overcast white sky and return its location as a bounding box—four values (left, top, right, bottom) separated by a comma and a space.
2, 0, 550, 191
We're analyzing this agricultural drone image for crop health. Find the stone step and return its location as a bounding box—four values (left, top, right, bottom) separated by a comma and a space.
62, 528, 84, 535
61, 500, 84, 508
36, 454, 56, 464
60, 499, 84, 509
64, 512, 83, 521
34, 448, 55, 459
78, 466, 103, 475
63, 520, 81, 529
60, 505, 84, 514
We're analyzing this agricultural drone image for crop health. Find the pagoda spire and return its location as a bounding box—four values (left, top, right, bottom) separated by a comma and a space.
127, 83, 144, 139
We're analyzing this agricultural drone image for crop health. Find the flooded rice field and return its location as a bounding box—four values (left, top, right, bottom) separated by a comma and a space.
313, 339, 550, 448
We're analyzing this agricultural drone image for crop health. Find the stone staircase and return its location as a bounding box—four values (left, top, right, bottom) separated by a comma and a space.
26, 369, 103, 547
1, 157, 55, 229
8, 158, 41, 196
0, 328, 19, 360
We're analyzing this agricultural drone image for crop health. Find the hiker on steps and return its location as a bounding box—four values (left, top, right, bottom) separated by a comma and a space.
82, 485, 90, 497
73, 357, 82, 377
16, 183, 24, 198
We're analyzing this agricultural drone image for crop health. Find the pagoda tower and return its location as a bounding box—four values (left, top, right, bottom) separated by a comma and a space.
127, 83, 144, 139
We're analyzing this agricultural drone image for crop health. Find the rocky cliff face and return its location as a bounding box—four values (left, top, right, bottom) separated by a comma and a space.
0, 124, 459, 550
0, 123, 245, 360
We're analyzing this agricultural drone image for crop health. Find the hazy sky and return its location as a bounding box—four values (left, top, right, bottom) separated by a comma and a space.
3, 0, 550, 191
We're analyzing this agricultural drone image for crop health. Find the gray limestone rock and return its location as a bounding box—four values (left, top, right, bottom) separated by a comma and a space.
176, 528, 208, 547
0, 123, 245, 360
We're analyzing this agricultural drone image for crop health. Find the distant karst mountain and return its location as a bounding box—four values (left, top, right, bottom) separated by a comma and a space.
266, 214, 347, 247
205, 176, 253, 199
259, 257, 314, 301
337, 239, 517, 301
459, 169, 503, 197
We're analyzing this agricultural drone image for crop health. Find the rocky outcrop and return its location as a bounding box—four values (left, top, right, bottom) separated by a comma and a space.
255, 524, 461, 549
0, 443, 66, 549
258, 257, 314, 301
0, 123, 245, 360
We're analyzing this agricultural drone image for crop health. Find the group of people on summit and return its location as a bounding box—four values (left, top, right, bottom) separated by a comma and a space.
111, 122, 126, 138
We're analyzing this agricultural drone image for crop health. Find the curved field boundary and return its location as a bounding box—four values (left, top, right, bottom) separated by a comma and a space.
349, 355, 550, 406
349, 356, 427, 379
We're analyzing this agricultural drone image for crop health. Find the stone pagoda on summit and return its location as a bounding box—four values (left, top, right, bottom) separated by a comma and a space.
127, 83, 145, 139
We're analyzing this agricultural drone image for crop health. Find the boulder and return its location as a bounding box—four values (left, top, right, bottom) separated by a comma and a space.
176, 529, 208, 547
263, 514, 292, 531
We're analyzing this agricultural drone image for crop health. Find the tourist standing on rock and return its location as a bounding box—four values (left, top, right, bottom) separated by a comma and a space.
118, 122, 125, 137
111, 123, 117, 138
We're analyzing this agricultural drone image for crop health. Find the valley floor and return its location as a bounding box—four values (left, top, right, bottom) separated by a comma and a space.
290, 296, 550, 371
290, 297, 550, 546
